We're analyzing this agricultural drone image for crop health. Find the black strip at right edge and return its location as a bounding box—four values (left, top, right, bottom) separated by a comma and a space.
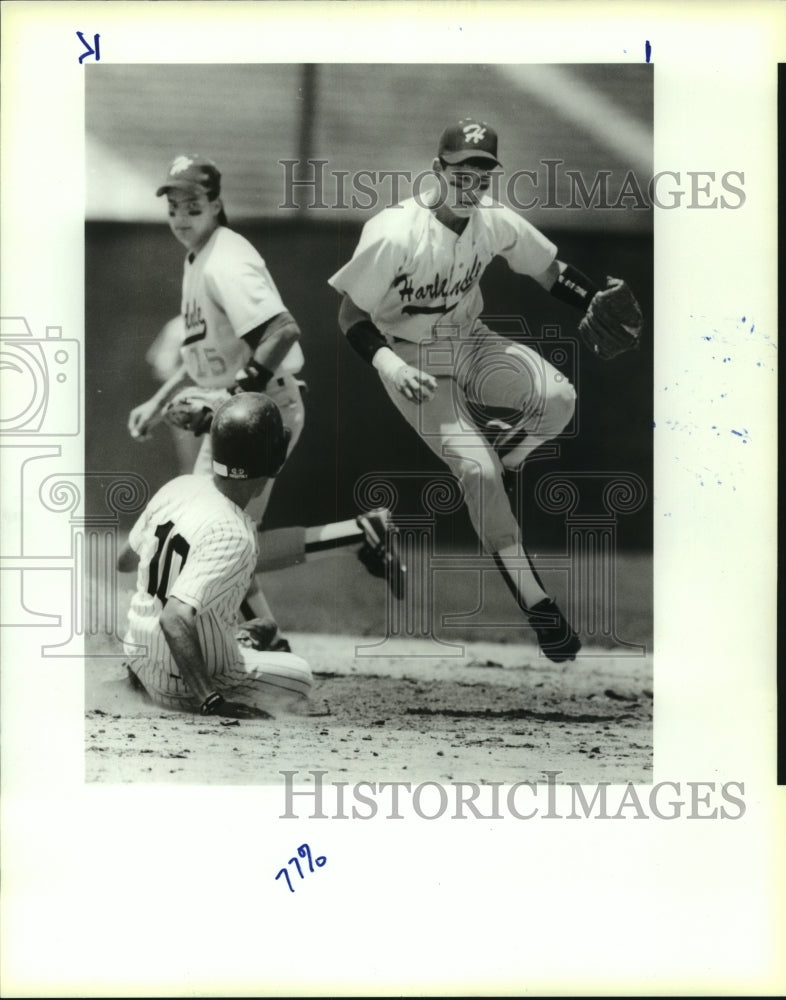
778, 63, 784, 785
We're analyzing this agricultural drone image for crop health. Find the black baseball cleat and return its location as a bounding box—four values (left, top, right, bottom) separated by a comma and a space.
356, 507, 407, 600
526, 597, 582, 663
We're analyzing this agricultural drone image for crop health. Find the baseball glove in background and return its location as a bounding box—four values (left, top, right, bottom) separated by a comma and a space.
578, 277, 643, 360
162, 387, 231, 436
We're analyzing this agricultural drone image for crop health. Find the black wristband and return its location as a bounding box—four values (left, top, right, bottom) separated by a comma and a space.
233, 359, 274, 394
550, 265, 600, 311
346, 319, 388, 366
200, 692, 224, 715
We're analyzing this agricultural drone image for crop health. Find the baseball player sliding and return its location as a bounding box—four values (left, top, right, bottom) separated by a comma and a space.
329, 118, 642, 662
118, 393, 313, 718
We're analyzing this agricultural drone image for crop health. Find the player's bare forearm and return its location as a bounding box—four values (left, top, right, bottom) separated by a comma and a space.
159, 597, 215, 705
153, 363, 195, 407
237, 311, 301, 388
128, 363, 195, 439
532, 259, 563, 292
338, 295, 437, 404
160, 596, 272, 719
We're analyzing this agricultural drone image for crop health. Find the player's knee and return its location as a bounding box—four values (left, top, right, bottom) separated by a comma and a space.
543, 377, 576, 435
455, 450, 501, 493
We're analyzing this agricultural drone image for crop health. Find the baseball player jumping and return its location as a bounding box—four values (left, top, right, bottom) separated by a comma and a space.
118, 392, 312, 718
329, 119, 642, 662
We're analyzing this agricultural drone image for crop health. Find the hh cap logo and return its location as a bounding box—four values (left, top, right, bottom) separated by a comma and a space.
170, 155, 195, 175
463, 123, 487, 144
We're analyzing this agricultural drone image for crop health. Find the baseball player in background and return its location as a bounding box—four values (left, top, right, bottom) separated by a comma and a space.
127, 154, 306, 652
144, 315, 202, 474
329, 118, 643, 662
118, 392, 312, 718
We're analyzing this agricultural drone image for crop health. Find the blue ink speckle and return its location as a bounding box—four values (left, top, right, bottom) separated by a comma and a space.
645, 40, 652, 63
741, 316, 746, 322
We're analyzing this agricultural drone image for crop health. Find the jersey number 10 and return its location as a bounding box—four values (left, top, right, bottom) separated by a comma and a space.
147, 520, 191, 604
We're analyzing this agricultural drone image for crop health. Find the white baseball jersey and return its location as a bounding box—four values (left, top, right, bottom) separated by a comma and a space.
327, 182, 576, 561
123, 474, 258, 702
328, 190, 557, 343
180, 226, 304, 388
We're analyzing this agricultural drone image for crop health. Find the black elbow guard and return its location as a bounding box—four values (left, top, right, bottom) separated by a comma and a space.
550, 265, 600, 311
346, 319, 388, 366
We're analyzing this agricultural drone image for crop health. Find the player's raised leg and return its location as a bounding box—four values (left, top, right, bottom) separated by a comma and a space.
463, 331, 580, 660
380, 365, 580, 661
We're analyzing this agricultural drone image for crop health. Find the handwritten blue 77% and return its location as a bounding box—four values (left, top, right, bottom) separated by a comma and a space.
275, 843, 326, 893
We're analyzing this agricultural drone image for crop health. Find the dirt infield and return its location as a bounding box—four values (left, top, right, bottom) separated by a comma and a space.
85, 632, 652, 786
86, 545, 652, 785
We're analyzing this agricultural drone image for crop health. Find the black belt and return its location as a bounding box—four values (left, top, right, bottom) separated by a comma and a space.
270, 374, 308, 397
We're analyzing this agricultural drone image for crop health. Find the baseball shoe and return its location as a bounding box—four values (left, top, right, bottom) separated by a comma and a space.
356, 507, 407, 600
526, 597, 582, 663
